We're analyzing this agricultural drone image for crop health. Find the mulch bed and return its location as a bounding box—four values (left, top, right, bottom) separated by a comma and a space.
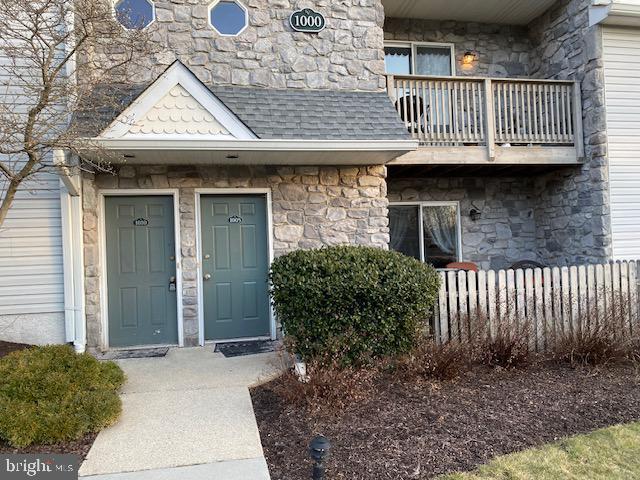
0, 341, 96, 460
0, 434, 98, 460
0, 340, 29, 358
252, 364, 640, 479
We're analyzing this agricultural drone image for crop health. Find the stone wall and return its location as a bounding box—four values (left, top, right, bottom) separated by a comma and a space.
528, 0, 611, 265
383, 18, 532, 78
82, 164, 389, 349
96, 0, 386, 91
387, 176, 539, 270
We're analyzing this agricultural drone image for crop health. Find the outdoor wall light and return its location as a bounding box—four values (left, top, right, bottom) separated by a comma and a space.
469, 207, 482, 222
462, 51, 477, 65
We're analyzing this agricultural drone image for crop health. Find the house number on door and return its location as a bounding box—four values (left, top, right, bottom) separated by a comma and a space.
228, 215, 243, 224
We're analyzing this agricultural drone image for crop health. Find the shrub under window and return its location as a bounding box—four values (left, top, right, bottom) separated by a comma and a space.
270, 246, 441, 365
0, 345, 125, 447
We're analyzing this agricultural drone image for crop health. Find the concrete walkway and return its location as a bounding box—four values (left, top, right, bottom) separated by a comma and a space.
79, 348, 282, 479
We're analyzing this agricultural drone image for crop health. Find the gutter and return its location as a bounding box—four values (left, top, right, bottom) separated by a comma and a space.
590, 0, 640, 27
56, 149, 86, 353
86, 138, 420, 153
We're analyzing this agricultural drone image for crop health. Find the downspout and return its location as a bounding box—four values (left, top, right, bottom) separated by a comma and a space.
60, 183, 75, 345
56, 150, 85, 353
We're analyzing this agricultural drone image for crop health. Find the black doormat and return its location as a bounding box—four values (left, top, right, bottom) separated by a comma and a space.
215, 340, 278, 358
96, 347, 170, 360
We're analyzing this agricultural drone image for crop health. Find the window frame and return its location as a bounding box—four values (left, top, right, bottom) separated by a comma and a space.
208, 0, 249, 37
113, 0, 156, 31
389, 201, 462, 265
384, 41, 456, 76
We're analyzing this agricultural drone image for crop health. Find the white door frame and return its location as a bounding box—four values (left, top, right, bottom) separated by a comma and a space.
195, 188, 276, 346
98, 189, 184, 350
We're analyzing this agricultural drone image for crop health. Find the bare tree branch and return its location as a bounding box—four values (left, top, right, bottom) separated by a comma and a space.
0, 0, 157, 226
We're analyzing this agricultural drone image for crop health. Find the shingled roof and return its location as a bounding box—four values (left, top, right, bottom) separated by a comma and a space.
76, 84, 411, 141
209, 86, 410, 141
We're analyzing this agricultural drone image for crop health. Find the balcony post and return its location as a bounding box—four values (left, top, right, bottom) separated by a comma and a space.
386, 75, 396, 102
484, 79, 496, 161
573, 81, 585, 160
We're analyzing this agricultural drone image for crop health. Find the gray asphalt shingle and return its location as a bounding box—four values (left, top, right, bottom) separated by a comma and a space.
76, 84, 410, 141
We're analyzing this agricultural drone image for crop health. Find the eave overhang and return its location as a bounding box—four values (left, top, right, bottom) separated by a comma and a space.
79, 138, 420, 166
590, 0, 640, 27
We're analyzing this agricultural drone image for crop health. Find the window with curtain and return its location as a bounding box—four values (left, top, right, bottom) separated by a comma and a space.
389, 204, 460, 268
384, 43, 453, 76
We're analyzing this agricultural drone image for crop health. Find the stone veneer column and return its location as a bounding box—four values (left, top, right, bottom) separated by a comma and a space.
529, 0, 611, 265
82, 164, 389, 349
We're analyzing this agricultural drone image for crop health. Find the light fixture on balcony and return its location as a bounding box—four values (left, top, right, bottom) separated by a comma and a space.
462, 51, 477, 65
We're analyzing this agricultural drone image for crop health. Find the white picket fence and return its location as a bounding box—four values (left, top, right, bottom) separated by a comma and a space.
433, 261, 640, 351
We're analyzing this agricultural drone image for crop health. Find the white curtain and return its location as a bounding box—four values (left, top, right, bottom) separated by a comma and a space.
415, 47, 452, 76
422, 206, 458, 256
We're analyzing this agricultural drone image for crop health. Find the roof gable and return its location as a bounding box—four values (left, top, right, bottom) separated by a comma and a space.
100, 62, 256, 140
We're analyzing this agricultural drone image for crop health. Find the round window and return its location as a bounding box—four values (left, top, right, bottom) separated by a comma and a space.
115, 0, 155, 30
209, 1, 248, 36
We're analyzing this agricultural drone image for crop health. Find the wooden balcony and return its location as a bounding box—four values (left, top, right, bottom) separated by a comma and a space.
386, 75, 584, 166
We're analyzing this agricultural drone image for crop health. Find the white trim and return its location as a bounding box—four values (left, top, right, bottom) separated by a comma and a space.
100, 62, 256, 140
389, 201, 463, 264
590, 1, 640, 27
194, 188, 276, 346
384, 41, 457, 76
98, 189, 183, 350
112, 0, 157, 31
208, 0, 249, 37
91, 138, 418, 152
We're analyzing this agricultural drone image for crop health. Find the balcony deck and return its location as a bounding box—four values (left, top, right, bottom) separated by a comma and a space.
386, 74, 584, 166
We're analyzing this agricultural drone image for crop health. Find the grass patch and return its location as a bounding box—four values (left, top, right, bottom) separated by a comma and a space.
0, 345, 125, 447
440, 423, 640, 480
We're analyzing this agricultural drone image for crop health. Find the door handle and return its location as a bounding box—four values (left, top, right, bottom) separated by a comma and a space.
204, 273, 212, 281
169, 276, 177, 292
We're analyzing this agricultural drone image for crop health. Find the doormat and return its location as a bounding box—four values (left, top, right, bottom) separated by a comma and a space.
96, 347, 170, 360
215, 340, 278, 358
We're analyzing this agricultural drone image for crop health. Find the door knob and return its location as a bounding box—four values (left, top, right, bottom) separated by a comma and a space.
204, 274, 212, 281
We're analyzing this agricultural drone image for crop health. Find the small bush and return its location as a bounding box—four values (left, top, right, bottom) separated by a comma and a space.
0, 345, 125, 447
476, 320, 532, 369
270, 246, 440, 365
551, 320, 630, 367
270, 354, 379, 416
398, 336, 473, 381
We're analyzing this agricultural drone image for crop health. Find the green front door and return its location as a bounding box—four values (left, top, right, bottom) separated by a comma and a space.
200, 195, 270, 340
105, 196, 178, 347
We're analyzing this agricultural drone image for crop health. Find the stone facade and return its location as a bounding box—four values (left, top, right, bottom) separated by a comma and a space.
388, 176, 539, 270
529, 0, 612, 265
99, 0, 386, 91
82, 164, 389, 349
384, 18, 532, 78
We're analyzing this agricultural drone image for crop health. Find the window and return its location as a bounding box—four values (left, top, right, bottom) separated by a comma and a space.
389, 202, 461, 268
115, 0, 155, 30
384, 42, 455, 76
209, 0, 248, 36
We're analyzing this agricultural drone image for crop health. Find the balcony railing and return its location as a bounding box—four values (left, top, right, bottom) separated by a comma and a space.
386, 75, 584, 161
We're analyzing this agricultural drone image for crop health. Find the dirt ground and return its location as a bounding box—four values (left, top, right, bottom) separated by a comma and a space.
0, 340, 29, 358
252, 364, 640, 479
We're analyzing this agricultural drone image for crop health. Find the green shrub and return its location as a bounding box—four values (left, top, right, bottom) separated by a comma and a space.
270, 246, 440, 365
0, 345, 125, 447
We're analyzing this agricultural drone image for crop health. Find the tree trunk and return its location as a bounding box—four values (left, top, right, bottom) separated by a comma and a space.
0, 180, 20, 227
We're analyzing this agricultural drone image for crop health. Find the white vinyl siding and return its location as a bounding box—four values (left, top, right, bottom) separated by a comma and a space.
603, 26, 640, 260
0, 173, 65, 316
